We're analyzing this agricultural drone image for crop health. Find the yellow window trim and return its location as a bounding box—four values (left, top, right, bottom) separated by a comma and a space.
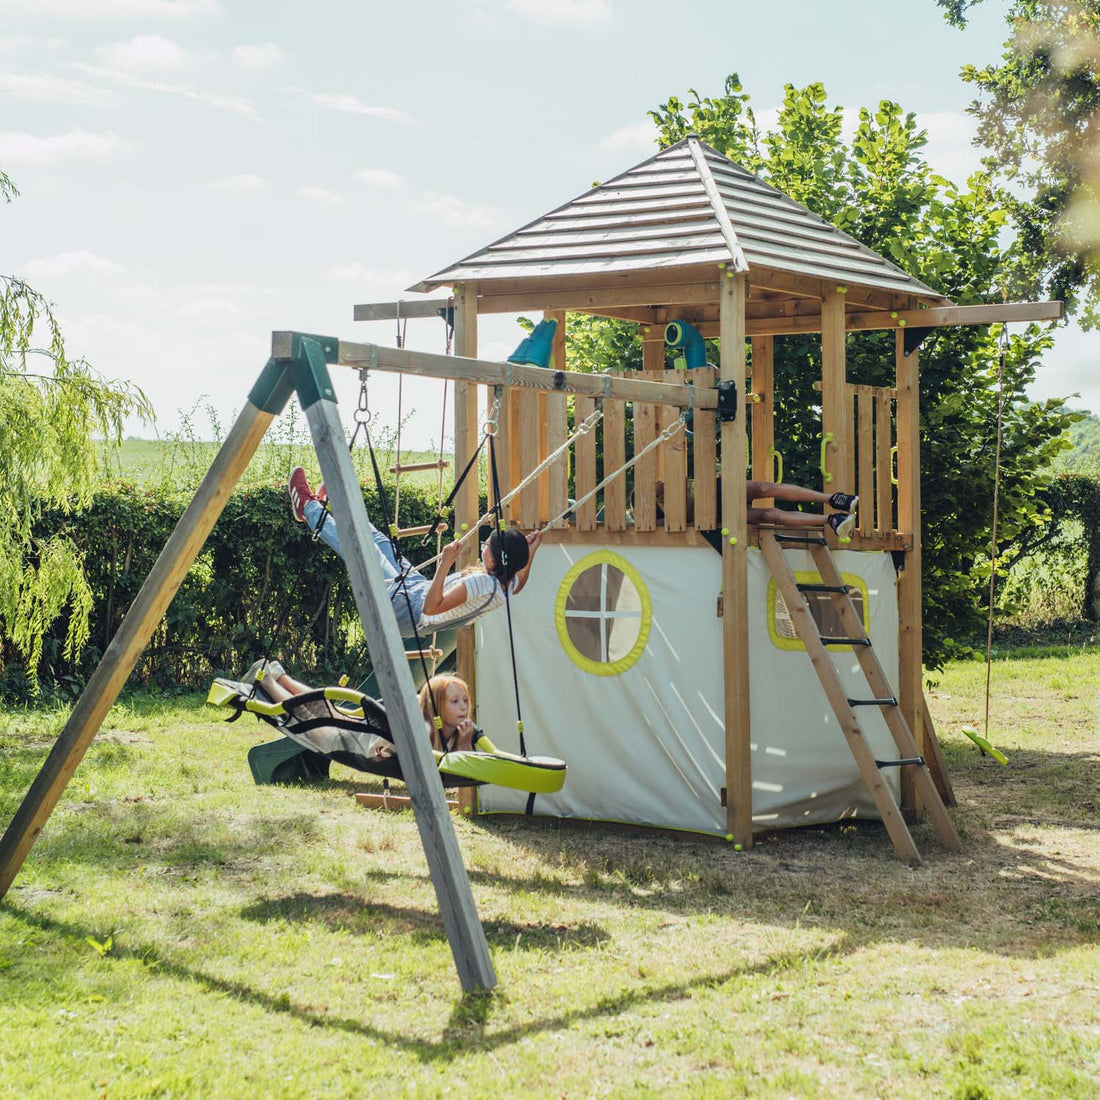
766, 571, 870, 652
555, 549, 652, 676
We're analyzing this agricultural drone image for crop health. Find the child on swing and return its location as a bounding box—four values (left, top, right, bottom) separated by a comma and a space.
288, 468, 541, 639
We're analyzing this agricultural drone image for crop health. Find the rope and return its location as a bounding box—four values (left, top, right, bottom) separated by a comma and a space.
983, 323, 1009, 739
414, 405, 604, 572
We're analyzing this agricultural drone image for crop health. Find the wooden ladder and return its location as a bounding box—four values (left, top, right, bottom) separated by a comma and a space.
758, 530, 962, 864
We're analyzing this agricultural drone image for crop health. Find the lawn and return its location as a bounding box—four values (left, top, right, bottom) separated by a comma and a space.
0, 651, 1097, 1098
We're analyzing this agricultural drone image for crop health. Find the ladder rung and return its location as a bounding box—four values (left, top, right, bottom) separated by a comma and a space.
774, 534, 828, 546
820, 636, 871, 646
390, 460, 451, 474
848, 697, 898, 707
395, 523, 449, 538
796, 583, 850, 594
874, 757, 925, 768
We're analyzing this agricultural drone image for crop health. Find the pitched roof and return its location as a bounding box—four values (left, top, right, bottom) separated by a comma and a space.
410, 136, 948, 302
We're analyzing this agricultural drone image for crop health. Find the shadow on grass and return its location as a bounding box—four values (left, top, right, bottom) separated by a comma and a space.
1, 900, 837, 1061
240, 891, 610, 952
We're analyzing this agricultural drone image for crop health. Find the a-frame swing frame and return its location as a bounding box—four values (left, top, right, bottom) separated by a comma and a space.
0, 331, 497, 994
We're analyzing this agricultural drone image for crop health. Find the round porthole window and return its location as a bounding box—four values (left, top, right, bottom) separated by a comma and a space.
554, 550, 652, 676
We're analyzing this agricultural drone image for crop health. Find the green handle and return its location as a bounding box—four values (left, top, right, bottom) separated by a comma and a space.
890, 445, 898, 486
820, 432, 834, 484
770, 447, 783, 484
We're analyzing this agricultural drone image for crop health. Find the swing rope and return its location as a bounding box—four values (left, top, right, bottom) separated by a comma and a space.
983, 323, 1009, 740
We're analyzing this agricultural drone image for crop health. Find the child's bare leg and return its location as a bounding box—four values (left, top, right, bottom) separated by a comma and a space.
748, 506, 826, 528
747, 480, 831, 506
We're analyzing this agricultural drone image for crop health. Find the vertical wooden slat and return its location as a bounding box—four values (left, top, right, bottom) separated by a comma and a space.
496, 386, 514, 521
896, 333, 923, 818
750, 336, 774, 506
876, 390, 893, 534
720, 272, 752, 851
661, 391, 687, 532
821, 286, 849, 506
858, 387, 873, 537
633, 387, 657, 531
642, 334, 665, 482
541, 310, 566, 522
574, 394, 598, 530
546, 317, 569, 524
603, 381, 627, 531
692, 366, 718, 530
453, 285, 479, 820
518, 385, 540, 529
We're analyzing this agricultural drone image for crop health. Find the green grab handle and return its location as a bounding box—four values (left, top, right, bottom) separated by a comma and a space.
820, 432, 834, 484
770, 447, 783, 484
890, 445, 898, 486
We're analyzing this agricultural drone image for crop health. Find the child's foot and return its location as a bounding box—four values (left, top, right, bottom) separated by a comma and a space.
288, 467, 317, 522
828, 491, 858, 512
243, 658, 285, 685
827, 512, 856, 540
316, 482, 328, 504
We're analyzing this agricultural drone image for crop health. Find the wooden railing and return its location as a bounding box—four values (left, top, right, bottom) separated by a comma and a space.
849, 382, 897, 539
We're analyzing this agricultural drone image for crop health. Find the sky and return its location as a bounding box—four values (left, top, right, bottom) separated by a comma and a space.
2, 0, 1094, 451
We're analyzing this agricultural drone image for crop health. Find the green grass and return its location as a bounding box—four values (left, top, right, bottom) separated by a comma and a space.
1, 654, 1098, 1098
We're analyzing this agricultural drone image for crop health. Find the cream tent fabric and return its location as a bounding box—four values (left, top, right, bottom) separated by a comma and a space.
475, 542, 900, 835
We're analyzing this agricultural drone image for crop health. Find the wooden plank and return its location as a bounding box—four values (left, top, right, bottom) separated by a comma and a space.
720, 272, 753, 851
357, 791, 459, 812
642, 341, 665, 481
453, 285, 480, 824
820, 286, 849, 510
876, 392, 893, 535
540, 311, 566, 521
354, 299, 453, 322
518, 385, 540, 528
858, 388, 874, 538
574, 394, 598, 530
603, 381, 628, 531
895, 332, 923, 819
651, 369, 687, 532
475, 282, 724, 314
759, 534, 922, 863
334, 340, 717, 409
692, 366, 718, 530
0, 398, 277, 902
540, 527, 713, 547
306, 394, 496, 991
750, 336, 774, 507
632, 385, 657, 532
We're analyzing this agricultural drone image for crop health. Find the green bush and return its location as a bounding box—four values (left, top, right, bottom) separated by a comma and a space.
0, 478, 456, 703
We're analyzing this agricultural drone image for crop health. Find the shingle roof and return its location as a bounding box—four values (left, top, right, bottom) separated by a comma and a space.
410, 136, 948, 302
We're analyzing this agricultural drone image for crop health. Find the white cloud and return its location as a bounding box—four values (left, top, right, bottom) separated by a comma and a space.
599, 121, 657, 153
0, 72, 117, 106
356, 168, 402, 188
918, 110, 984, 184
507, 0, 611, 25
232, 43, 285, 69
299, 186, 343, 203
325, 263, 418, 293
74, 64, 258, 117
309, 92, 417, 124
0, 0, 219, 17
0, 128, 129, 165
410, 190, 501, 229
208, 174, 267, 193
97, 33, 191, 71
22, 250, 125, 278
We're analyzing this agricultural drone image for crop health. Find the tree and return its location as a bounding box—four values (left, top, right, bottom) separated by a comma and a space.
568, 76, 1076, 670
937, 0, 1100, 325
0, 169, 151, 690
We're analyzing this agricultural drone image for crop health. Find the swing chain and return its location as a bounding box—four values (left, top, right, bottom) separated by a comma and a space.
348, 369, 372, 450
484, 390, 502, 437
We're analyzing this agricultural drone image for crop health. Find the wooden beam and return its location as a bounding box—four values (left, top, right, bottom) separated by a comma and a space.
750, 336, 774, 506
357, 791, 459, 812
336, 340, 718, 409
720, 272, 752, 851
0, 397, 278, 901
545, 312, 569, 525
353, 299, 453, 322
453, 285, 480, 823
895, 331, 923, 820
476, 282, 723, 314
306, 389, 495, 992
821, 286, 851, 499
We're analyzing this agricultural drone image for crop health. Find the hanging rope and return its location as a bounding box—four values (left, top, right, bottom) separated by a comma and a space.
983, 323, 1009, 739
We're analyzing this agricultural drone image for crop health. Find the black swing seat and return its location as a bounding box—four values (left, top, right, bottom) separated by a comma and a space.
206, 678, 567, 795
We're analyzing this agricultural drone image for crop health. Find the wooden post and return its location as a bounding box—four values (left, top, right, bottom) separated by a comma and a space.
303, 370, 495, 992
750, 335, 774, 505
896, 332, 923, 818
821, 287, 850, 500
720, 272, 752, 849
0, 395, 279, 901
453, 285, 480, 820
540, 311, 566, 522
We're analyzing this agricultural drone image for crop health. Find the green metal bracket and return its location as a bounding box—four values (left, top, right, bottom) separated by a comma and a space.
248, 357, 296, 415
291, 335, 338, 410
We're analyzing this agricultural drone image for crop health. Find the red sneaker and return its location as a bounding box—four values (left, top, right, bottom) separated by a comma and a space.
288, 467, 317, 522
316, 482, 328, 504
